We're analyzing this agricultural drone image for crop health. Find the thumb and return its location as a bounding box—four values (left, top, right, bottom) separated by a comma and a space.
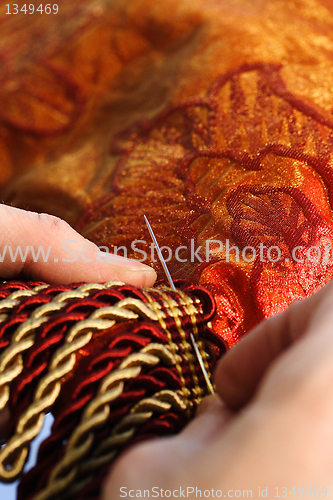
179, 395, 234, 444
0, 205, 156, 287
215, 279, 333, 410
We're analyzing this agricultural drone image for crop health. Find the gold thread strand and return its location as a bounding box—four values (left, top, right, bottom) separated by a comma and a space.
0, 317, 58, 411
87, 429, 135, 457
112, 412, 153, 434
7, 290, 36, 301
140, 343, 176, 365
0, 299, 19, 314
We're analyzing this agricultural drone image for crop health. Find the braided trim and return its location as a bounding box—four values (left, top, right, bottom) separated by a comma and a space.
62, 389, 187, 500
141, 289, 189, 405
0, 282, 114, 315
0, 282, 217, 498
152, 289, 203, 405
0, 286, 44, 311
0, 292, 157, 481
0, 282, 125, 412
31, 343, 178, 500
177, 289, 214, 391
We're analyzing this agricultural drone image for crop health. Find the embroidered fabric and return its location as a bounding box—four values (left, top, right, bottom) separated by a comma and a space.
1, 1, 333, 498
79, 63, 333, 347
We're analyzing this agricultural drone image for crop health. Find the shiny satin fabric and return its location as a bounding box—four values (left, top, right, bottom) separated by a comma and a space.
1, 0, 333, 346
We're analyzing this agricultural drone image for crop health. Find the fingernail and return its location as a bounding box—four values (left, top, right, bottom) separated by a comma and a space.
98, 252, 151, 270
116, 266, 157, 288
105, 255, 157, 286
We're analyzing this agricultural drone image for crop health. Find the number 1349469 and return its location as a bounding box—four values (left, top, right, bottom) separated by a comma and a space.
6, 4, 58, 14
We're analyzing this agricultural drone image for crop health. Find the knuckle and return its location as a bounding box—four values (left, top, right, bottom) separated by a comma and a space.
37, 213, 71, 233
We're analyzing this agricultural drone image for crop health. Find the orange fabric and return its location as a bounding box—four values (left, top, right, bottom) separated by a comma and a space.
2, 0, 333, 346
78, 63, 333, 346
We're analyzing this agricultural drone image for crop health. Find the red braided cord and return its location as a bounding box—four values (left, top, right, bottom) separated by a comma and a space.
18, 295, 218, 498
8, 285, 154, 435
0, 279, 223, 500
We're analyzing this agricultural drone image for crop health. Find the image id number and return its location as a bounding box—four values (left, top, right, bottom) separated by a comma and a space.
275, 487, 327, 497
6, 4, 59, 14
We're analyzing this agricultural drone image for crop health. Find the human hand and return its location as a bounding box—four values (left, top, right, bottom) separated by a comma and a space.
0, 204, 156, 433
0, 204, 156, 286
103, 280, 333, 498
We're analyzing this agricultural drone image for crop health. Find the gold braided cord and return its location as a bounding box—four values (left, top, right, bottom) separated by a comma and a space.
0, 290, 159, 481
141, 289, 190, 404
177, 289, 214, 391
0, 283, 50, 319
31, 344, 178, 500
61, 389, 187, 499
0, 282, 214, 499
49, 390, 186, 500
0, 282, 126, 412
153, 289, 203, 404
0, 281, 125, 316
176, 289, 200, 336
0, 312, 60, 411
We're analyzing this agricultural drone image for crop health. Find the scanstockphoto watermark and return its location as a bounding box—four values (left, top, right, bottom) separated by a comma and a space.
119, 486, 254, 498
129, 240, 333, 264
119, 486, 328, 498
0, 239, 333, 264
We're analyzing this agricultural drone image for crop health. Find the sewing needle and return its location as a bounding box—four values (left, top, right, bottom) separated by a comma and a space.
144, 215, 215, 395
144, 215, 176, 291
190, 333, 215, 395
